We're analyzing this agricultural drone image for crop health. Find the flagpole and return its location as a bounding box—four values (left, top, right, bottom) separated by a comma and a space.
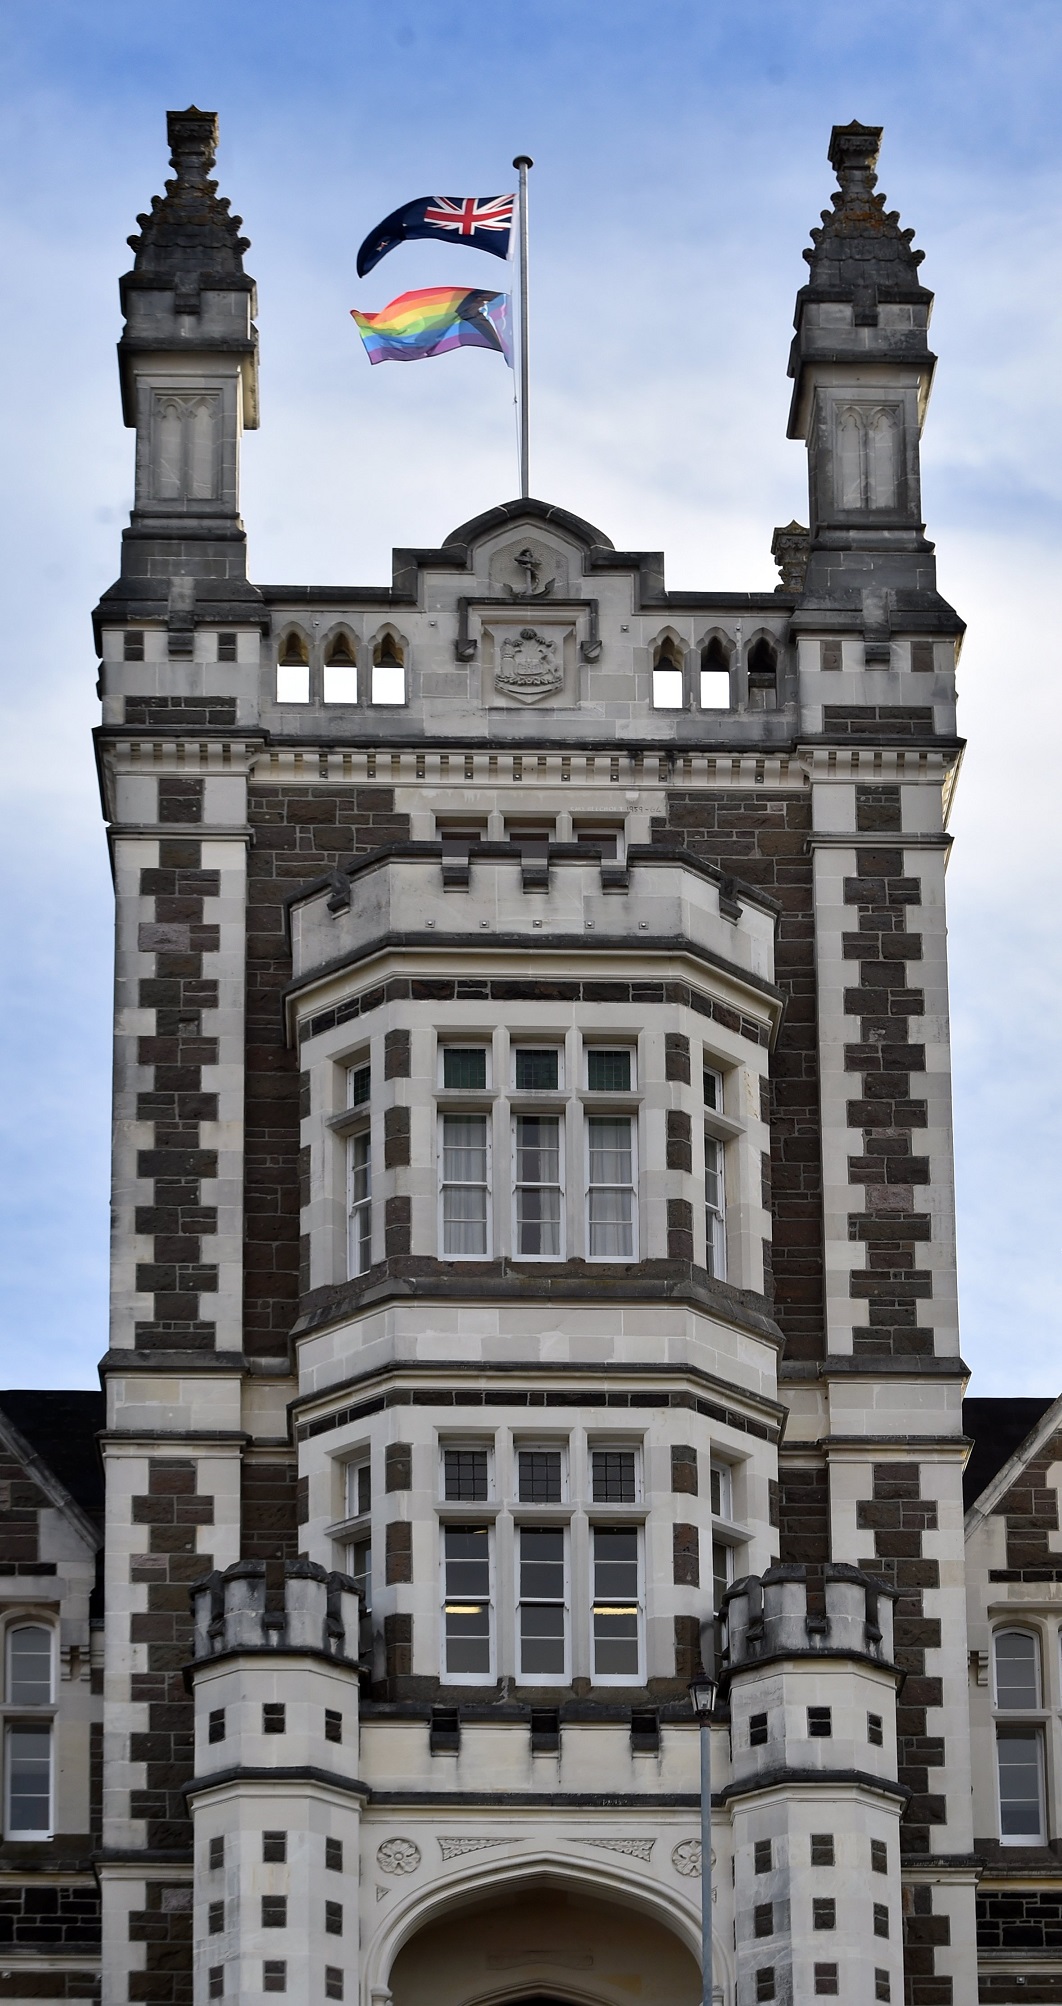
513, 154, 533, 499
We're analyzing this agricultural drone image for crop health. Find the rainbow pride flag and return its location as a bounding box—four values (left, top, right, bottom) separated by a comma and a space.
350, 286, 512, 367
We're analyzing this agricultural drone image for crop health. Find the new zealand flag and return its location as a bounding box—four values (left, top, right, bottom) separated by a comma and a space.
356, 195, 515, 277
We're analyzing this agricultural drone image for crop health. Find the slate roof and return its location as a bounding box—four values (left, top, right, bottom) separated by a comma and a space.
0, 1389, 106, 1525
962, 1396, 1056, 1513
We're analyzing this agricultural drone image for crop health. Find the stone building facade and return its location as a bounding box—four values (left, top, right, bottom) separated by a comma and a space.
1, 105, 1059, 2006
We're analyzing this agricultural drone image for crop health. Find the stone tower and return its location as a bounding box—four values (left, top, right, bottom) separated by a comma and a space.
5, 108, 1017, 2006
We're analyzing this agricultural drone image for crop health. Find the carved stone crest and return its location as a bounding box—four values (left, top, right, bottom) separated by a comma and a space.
376, 1837, 421, 1875
495, 626, 563, 704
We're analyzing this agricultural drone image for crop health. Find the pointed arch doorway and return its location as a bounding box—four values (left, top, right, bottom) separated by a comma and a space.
385, 1876, 702, 2006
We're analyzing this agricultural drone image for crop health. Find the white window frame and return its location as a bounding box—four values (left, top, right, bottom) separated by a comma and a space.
589, 1521, 645, 1685
347, 1534, 372, 1616
516, 1522, 570, 1684
704, 1127, 726, 1278
516, 1442, 568, 1506
5, 1623, 55, 1707
584, 1112, 638, 1262
438, 1041, 492, 1091
995, 1724, 1046, 1846
5, 1722, 53, 1841
346, 1126, 372, 1277
440, 1523, 495, 1684
993, 1628, 1042, 1711
512, 1109, 565, 1260
438, 1109, 492, 1260
511, 1042, 564, 1093
344, 1454, 372, 1522
589, 1442, 642, 1507
440, 1441, 494, 1506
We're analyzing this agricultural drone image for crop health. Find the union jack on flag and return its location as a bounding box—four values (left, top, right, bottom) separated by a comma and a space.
422, 195, 515, 239
356, 193, 515, 277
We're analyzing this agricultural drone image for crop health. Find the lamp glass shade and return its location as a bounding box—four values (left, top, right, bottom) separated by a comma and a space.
688, 1675, 717, 1717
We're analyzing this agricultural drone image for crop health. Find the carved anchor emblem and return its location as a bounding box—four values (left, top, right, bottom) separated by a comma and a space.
507, 545, 555, 600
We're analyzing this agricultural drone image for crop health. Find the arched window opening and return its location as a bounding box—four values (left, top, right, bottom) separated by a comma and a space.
323, 632, 358, 704
371, 633, 406, 706
651, 637, 684, 711
747, 637, 778, 712
994, 1630, 1041, 1711
276, 631, 310, 705
700, 636, 731, 712
7, 1626, 52, 1707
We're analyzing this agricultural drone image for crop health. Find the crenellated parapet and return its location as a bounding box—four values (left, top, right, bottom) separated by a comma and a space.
191, 1558, 361, 1668
723, 1561, 897, 1677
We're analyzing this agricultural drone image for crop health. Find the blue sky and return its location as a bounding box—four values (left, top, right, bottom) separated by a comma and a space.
1, 0, 1059, 1392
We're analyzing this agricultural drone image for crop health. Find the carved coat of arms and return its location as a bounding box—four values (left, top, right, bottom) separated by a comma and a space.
495, 626, 563, 704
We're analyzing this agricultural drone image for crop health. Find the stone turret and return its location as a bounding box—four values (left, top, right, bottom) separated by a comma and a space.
187, 1563, 364, 2004
787, 122, 961, 649
720, 1565, 905, 2006
99, 107, 262, 643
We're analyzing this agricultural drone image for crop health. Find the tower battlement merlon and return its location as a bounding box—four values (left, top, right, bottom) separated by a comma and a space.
99, 106, 262, 636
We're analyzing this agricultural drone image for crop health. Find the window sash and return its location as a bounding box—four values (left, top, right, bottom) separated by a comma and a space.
712, 1537, 733, 1616
7, 1626, 53, 1707
997, 1728, 1045, 1841
994, 1630, 1041, 1710
441, 1114, 490, 1258
591, 1449, 638, 1504
518, 1449, 564, 1504
347, 1129, 372, 1276
6, 1724, 51, 1838
348, 1538, 372, 1615
591, 1526, 642, 1681
345, 1459, 371, 1519
586, 1116, 636, 1259
517, 1527, 569, 1680
704, 1131, 726, 1279
514, 1115, 563, 1258
443, 1526, 493, 1679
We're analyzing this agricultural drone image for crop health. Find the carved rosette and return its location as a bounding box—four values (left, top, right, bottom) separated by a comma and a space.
376, 1837, 421, 1875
